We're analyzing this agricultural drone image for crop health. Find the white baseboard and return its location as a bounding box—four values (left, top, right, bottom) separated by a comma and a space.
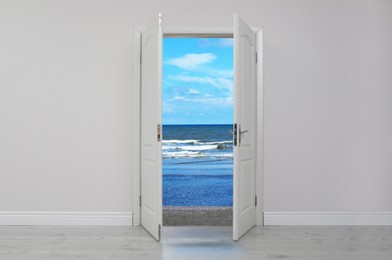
0, 212, 133, 226
264, 212, 392, 225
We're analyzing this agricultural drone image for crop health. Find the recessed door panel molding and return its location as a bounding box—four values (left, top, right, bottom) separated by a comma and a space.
140, 13, 163, 241
233, 14, 258, 241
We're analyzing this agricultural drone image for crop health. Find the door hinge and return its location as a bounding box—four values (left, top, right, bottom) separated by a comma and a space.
256, 52, 258, 64
139, 196, 142, 207
158, 13, 162, 28
233, 123, 238, 147
255, 196, 258, 207
157, 124, 161, 142
140, 52, 142, 65
158, 224, 161, 240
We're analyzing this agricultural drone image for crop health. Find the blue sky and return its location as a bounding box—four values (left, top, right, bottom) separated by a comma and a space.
162, 38, 233, 125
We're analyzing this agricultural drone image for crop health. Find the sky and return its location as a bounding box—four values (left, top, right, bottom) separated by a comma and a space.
162, 38, 233, 125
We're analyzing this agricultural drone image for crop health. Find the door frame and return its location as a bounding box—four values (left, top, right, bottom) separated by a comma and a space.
132, 26, 264, 227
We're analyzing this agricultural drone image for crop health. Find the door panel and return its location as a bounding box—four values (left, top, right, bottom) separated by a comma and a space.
233, 14, 257, 241
140, 14, 163, 241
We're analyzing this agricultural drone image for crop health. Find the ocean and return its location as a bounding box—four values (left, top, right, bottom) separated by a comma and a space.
162, 124, 233, 206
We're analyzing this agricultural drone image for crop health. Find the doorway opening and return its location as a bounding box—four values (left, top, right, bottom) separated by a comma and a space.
162, 38, 234, 226
134, 17, 264, 241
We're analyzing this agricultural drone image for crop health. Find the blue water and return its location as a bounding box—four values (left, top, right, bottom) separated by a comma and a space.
162, 124, 233, 206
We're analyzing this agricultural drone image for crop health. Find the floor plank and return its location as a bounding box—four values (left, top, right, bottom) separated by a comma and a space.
0, 226, 391, 259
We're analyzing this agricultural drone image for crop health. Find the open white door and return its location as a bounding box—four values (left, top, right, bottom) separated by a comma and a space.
233, 14, 257, 241
140, 14, 163, 241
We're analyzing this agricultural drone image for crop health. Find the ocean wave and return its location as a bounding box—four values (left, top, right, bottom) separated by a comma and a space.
162, 151, 233, 158
177, 145, 217, 151
212, 153, 233, 157
203, 141, 233, 145
162, 151, 202, 158
163, 144, 232, 151
162, 139, 198, 144
162, 139, 233, 158
163, 139, 232, 144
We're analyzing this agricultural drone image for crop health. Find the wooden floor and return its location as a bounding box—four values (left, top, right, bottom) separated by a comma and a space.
1, 226, 392, 259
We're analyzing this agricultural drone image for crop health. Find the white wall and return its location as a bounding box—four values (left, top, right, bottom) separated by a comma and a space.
0, 0, 391, 224
262, 0, 392, 213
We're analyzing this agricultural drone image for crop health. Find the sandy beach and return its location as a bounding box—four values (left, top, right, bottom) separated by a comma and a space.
163, 206, 232, 226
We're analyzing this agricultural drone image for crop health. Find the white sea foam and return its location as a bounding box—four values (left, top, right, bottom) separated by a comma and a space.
162, 151, 202, 158
203, 141, 233, 145
163, 139, 232, 144
162, 139, 232, 158
162, 144, 231, 151
177, 145, 217, 151
162, 146, 211, 152
216, 153, 233, 157
162, 139, 198, 144
162, 151, 233, 158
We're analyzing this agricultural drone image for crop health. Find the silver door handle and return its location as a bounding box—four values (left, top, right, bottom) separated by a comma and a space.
238, 125, 248, 146
240, 130, 248, 135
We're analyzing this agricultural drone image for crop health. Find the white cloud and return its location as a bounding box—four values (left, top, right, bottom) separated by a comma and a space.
188, 88, 200, 94
170, 75, 233, 92
169, 96, 233, 106
166, 53, 216, 70
172, 95, 186, 100
193, 96, 233, 106
198, 38, 233, 48
219, 38, 234, 47
212, 69, 233, 78
162, 101, 175, 113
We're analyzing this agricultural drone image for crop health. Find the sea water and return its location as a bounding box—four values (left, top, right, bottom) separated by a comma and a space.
162, 124, 233, 206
